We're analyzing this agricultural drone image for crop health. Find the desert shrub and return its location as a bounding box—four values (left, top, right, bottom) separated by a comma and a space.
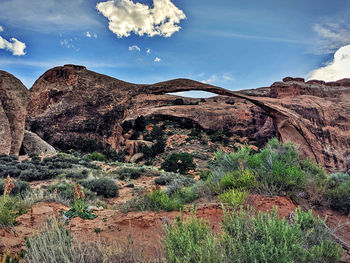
171, 187, 199, 204
146, 189, 182, 211
87, 152, 107, 162
0, 177, 27, 227
145, 125, 165, 141
103, 147, 125, 162
19, 168, 59, 182
326, 179, 350, 214
218, 189, 248, 208
80, 137, 103, 153
210, 139, 312, 195
134, 116, 146, 131
220, 169, 258, 192
164, 214, 221, 263
221, 207, 343, 263
48, 182, 75, 200
122, 188, 186, 212
80, 178, 118, 198
142, 137, 166, 159
0, 180, 29, 196
329, 172, 350, 185
188, 128, 202, 140
117, 167, 144, 180
0, 195, 26, 227
161, 153, 196, 174
199, 170, 212, 181
209, 131, 228, 145
154, 173, 194, 187
65, 170, 89, 180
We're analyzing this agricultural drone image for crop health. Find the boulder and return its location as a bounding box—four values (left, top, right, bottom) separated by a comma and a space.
22, 130, 56, 155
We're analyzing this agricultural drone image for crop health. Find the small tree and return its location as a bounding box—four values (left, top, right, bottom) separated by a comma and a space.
161, 153, 196, 174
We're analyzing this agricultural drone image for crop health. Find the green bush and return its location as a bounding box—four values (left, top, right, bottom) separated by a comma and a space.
146, 189, 182, 211
199, 170, 212, 181
117, 167, 144, 180
164, 214, 221, 263
221, 207, 343, 263
326, 179, 350, 214
161, 153, 196, 174
0, 195, 26, 226
210, 139, 313, 195
80, 178, 118, 198
218, 189, 248, 208
87, 152, 107, 162
103, 147, 125, 162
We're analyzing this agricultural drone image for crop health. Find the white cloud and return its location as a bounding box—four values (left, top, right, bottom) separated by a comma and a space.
0, 27, 26, 56
308, 45, 350, 82
146, 48, 151, 54
312, 19, 350, 54
154, 57, 161, 62
60, 38, 80, 51
96, 0, 186, 38
86, 32, 98, 38
202, 73, 233, 84
128, 45, 141, 52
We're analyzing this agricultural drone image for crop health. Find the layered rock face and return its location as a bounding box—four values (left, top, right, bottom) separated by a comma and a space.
27, 65, 275, 153
27, 65, 350, 172
0, 71, 29, 155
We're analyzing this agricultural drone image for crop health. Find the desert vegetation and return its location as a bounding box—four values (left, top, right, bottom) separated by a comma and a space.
1, 138, 349, 262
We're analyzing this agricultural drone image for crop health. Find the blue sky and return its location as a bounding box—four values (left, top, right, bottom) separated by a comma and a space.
0, 0, 350, 97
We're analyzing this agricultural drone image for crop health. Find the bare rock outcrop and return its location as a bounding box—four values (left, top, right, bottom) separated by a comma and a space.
26, 65, 350, 172
0, 71, 29, 155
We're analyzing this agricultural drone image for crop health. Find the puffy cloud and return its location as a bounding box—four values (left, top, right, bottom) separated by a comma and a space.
96, 0, 186, 38
0, 27, 26, 56
146, 48, 151, 54
308, 45, 350, 82
154, 57, 161, 62
128, 45, 141, 51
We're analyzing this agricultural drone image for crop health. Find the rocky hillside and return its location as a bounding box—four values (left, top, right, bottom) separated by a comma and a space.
25, 65, 350, 173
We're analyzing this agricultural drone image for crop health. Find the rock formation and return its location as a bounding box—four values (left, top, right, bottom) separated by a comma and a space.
0, 71, 29, 155
26, 65, 350, 172
22, 130, 57, 155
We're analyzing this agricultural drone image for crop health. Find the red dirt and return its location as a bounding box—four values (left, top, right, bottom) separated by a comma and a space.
1, 195, 350, 261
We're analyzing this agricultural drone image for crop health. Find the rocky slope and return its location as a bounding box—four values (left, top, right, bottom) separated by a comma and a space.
26, 65, 350, 173
0, 71, 29, 155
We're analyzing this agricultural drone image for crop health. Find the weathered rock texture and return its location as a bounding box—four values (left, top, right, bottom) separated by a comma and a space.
22, 130, 56, 155
0, 71, 29, 155
27, 65, 350, 172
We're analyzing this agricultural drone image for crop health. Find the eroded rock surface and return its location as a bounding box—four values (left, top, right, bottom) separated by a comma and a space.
0, 71, 29, 155
26, 65, 350, 172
